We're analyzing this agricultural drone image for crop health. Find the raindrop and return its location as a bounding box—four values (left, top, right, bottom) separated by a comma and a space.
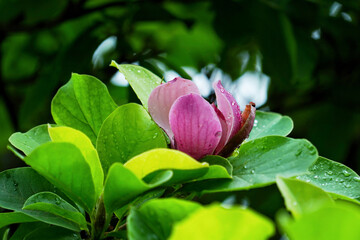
243, 165, 248, 169
342, 170, 351, 177
152, 133, 158, 139
326, 170, 333, 175
314, 175, 318, 179
295, 149, 302, 157
231, 101, 236, 106
55, 198, 61, 205
250, 170, 255, 174
305, 179, 310, 183
353, 176, 360, 182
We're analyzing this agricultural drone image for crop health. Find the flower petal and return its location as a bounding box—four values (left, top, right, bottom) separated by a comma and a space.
148, 77, 200, 144
212, 104, 229, 155
169, 94, 222, 159
213, 81, 242, 144
219, 102, 256, 157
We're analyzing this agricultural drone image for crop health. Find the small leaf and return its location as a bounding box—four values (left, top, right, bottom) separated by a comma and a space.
248, 111, 293, 141
97, 103, 167, 174
23, 192, 88, 232
169, 205, 274, 240
8, 124, 51, 155
200, 155, 233, 175
0, 168, 63, 211
24, 142, 96, 213
49, 126, 103, 199
276, 177, 334, 218
51, 73, 117, 145
104, 163, 171, 214
0, 212, 37, 229
279, 203, 360, 240
297, 157, 360, 202
110, 62, 162, 109
124, 149, 209, 182
23, 225, 81, 240
128, 199, 202, 240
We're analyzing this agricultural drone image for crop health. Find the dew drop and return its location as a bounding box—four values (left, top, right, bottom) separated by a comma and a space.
354, 176, 360, 182
295, 149, 302, 157
314, 175, 318, 179
326, 170, 333, 175
342, 170, 351, 177
250, 170, 255, 174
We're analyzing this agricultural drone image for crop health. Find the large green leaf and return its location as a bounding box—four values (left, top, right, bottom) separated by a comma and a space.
24, 142, 96, 213
49, 126, 103, 198
279, 203, 360, 240
128, 199, 202, 240
0, 168, 63, 211
0, 212, 37, 229
169, 205, 274, 240
184, 136, 318, 192
23, 192, 88, 232
248, 111, 293, 141
23, 225, 81, 240
124, 149, 209, 184
97, 103, 167, 174
8, 124, 51, 155
8, 222, 49, 240
104, 163, 172, 214
297, 157, 360, 202
110, 62, 162, 109
276, 177, 334, 218
51, 73, 117, 145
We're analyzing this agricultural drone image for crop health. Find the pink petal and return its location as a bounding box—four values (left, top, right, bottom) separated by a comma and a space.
148, 77, 200, 145
219, 102, 256, 157
213, 81, 242, 145
169, 94, 222, 159
212, 104, 229, 155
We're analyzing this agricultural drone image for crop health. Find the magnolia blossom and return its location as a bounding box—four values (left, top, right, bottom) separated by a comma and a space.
148, 77, 256, 159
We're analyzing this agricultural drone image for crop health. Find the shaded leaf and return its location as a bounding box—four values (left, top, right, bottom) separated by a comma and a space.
23, 192, 88, 232
0, 168, 62, 211
0, 212, 37, 229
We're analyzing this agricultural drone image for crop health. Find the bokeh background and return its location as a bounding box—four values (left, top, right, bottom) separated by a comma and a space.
0, 0, 359, 174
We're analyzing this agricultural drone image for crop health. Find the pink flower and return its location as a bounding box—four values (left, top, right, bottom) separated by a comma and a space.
148, 77, 256, 159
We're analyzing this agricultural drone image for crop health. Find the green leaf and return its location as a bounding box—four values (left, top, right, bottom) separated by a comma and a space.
297, 157, 360, 202
8, 222, 48, 240
49, 126, 103, 199
124, 149, 208, 180
51, 73, 117, 145
23, 192, 88, 232
279, 203, 360, 240
248, 111, 293, 141
169, 205, 274, 240
104, 163, 171, 214
200, 155, 233, 175
128, 199, 202, 240
8, 124, 51, 155
194, 165, 232, 181
23, 225, 81, 240
24, 142, 96, 213
0, 168, 63, 211
0, 212, 37, 229
184, 136, 318, 193
110, 62, 162, 109
97, 103, 167, 174
276, 177, 334, 218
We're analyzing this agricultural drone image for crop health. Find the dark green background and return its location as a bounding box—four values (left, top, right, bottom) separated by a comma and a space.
0, 0, 359, 173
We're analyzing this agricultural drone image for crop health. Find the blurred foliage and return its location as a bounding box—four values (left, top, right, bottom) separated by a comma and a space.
0, 0, 359, 174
